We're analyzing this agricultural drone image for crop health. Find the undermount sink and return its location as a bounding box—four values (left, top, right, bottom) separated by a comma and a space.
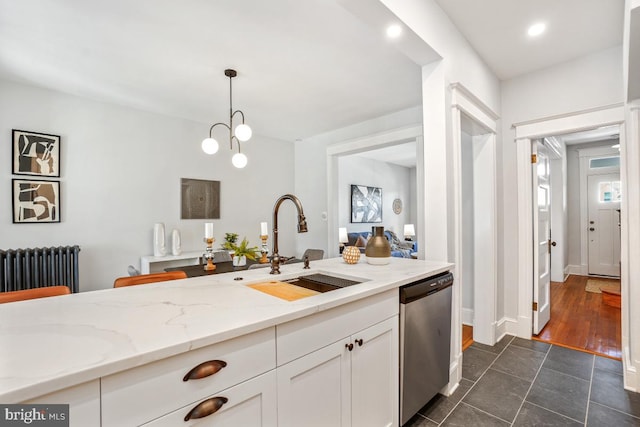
247, 273, 365, 301
282, 273, 363, 293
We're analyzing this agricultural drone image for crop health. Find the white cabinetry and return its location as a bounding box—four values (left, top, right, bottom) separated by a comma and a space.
25, 380, 100, 427
101, 327, 275, 427
142, 370, 277, 426
276, 289, 399, 427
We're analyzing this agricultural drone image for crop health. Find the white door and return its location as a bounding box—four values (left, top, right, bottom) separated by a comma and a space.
588, 173, 621, 276
351, 317, 399, 427
277, 338, 351, 427
532, 141, 551, 334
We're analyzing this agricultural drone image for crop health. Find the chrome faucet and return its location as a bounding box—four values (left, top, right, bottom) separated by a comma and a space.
270, 194, 308, 274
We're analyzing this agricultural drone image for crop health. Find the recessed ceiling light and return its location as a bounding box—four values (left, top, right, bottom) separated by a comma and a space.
527, 22, 546, 37
386, 24, 402, 39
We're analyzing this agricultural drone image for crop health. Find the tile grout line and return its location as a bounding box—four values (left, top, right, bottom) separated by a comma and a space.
584, 355, 596, 425
542, 365, 593, 383
524, 400, 585, 424
438, 335, 515, 426
456, 401, 513, 425
509, 342, 552, 426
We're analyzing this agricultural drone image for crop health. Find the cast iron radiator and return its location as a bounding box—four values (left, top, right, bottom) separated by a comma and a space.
0, 246, 81, 293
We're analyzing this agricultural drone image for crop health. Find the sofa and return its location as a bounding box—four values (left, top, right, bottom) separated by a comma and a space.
346, 230, 417, 258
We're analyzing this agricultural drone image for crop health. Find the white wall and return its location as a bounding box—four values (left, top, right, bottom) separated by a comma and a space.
0, 79, 295, 291
294, 106, 423, 255
337, 155, 414, 237
500, 46, 624, 320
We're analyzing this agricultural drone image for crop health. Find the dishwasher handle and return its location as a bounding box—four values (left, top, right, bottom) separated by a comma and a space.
400, 271, 453, 304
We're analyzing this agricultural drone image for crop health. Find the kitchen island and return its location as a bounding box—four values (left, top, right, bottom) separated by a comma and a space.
0, 257, 452, 426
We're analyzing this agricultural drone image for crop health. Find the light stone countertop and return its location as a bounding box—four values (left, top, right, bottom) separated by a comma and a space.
0, 257, 452, 403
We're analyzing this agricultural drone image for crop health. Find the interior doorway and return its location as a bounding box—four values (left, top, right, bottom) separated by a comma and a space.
528, 125, 622, 357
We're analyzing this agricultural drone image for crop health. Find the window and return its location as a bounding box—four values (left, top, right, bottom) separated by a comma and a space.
590, 156, 620, 169
599, 181, 622, 203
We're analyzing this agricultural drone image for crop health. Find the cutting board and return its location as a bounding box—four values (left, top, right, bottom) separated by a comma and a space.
248, 281, 320, 301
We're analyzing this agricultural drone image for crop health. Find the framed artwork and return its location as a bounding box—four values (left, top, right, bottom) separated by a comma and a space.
181, 178, 221, 219
12, 129, 61, 177
12, 179, 61, 223
351, 184, 382, 223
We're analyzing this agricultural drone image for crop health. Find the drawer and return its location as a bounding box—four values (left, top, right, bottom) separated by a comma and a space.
142, 370, 277, 427
102, 327, 275, 427
276, 289, 398, 365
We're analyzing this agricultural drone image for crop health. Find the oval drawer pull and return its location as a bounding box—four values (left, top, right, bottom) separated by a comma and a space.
184, 396, 228, 421
183, 360, 227, 381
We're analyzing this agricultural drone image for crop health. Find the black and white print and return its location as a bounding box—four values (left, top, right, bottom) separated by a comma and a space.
351, 184, 382, 223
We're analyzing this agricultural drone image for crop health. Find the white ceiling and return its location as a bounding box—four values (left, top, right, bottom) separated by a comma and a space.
0, 0, 627, 150
0, 0, 423, 142
434, 0, 624, 80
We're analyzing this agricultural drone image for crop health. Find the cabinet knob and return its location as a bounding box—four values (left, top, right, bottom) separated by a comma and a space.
183, 360, 227, 381
184, 396, 228, 421
355, 338, 363, 347
589, 227, 595, 232
345, 343, 353, 351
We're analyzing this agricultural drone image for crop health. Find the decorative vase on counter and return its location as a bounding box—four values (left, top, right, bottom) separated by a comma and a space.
153, 223, 167, 257
342, 246, 361, 264
171, 229, 182, 256
365, 226, 391, 265
232, 255, 247, 267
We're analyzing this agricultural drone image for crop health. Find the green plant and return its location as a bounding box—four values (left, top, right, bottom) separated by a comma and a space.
222, 233, 239, 251
231, 237, 259, 260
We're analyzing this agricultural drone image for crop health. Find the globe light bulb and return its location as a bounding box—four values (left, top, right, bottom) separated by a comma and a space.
232, 152, 248, 168
235, 124, 252, 142
201, 137, 219, 155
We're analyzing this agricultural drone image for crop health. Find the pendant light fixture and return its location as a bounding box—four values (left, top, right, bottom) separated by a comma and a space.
201, 69, 252, 168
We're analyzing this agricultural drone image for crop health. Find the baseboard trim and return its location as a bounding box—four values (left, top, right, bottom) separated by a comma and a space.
624, 346, 638, 392
443, 354, 462, 397
565, 264, 587, 276
497, 316, 519, 340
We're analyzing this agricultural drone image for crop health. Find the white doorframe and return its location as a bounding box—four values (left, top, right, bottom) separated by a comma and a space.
325, 125, 423, 259
450, 83, 498, 348
513, 104, 640, 391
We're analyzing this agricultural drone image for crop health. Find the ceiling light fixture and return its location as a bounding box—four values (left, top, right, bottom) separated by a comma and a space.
527, 22, 546, 37
386, 24, 402, 38
201, 69, 252, 169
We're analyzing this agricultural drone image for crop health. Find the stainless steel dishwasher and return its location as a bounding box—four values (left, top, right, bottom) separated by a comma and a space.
399, 271, 453, 425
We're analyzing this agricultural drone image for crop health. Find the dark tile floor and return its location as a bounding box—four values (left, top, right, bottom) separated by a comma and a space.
404, 335, 640, 426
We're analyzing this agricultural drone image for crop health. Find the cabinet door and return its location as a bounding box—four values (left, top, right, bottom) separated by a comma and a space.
25, 380, 100, 427
277, 338, 351, 427
142, 370, 277, 427
351, 316, 399, 427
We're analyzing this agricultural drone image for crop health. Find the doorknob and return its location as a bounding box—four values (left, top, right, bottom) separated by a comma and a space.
589, 227, 595, 231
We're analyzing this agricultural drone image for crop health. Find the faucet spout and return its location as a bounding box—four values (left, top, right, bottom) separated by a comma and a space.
271, 194, 307, 274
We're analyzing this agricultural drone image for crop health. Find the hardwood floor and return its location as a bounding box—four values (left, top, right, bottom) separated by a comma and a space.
534, 275, 621, 359
462, 324, 473, 351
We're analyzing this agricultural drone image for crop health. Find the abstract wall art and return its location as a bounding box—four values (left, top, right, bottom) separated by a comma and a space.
12, 130, 60, 177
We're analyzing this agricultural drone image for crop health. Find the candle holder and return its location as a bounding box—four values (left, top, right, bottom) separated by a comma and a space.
203, 237, 216, 271
259, 235, 269, 264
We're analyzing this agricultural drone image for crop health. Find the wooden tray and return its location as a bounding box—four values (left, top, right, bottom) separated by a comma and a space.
248, 281, 320, 301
